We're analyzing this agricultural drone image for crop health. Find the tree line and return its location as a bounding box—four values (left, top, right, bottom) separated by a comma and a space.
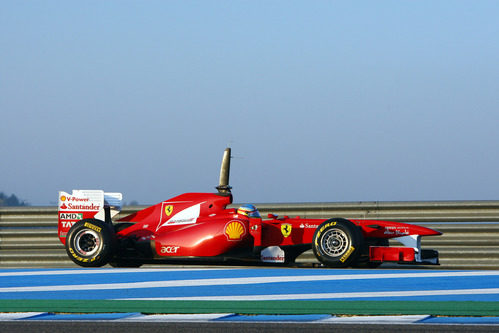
0, 192, 28, 206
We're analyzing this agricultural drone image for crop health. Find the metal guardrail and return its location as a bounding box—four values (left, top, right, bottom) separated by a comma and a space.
1, 201, 499, 269
245, 200, 499, 222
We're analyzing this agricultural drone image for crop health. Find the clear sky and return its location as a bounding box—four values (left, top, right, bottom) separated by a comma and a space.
1, 1, 498, 205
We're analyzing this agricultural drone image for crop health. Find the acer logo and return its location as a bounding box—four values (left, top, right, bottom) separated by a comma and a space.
160, 246, 180, 254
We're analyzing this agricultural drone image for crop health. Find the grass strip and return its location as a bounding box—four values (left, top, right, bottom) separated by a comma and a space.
0, 300, 498, 317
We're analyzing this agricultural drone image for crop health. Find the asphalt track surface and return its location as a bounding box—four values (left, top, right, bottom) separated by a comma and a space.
1, 267, 499, 332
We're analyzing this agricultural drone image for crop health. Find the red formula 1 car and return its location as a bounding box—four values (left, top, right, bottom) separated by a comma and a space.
58, 148, 441, 268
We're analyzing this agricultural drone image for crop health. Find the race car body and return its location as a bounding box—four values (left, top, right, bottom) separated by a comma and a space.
58, 148, 441, 268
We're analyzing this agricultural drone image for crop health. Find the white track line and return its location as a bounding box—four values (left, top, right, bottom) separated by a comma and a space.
121, 313, 234, 321
1, 271, 498, 293
320, 315, 430, 323
0, 268, 238, 277
122, 288, 499, 301
0, 312, 44, 321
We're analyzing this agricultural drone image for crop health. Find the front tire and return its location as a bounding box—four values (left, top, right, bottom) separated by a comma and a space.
312, 218, 363, 268
65, 219, 116, 267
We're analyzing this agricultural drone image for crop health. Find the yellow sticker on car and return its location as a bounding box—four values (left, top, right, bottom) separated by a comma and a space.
281, 224, 292, 237
165, 205, 174, 216
340, 246, 355, 262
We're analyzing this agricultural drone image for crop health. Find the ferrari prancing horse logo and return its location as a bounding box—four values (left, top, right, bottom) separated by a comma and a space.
281, 224, 292, 237
165, 205, 174, 216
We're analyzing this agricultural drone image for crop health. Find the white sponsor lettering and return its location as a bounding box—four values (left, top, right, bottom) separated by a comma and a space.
384, 226, 409, 236
160, 246, 180, 254
299, 223, 319, 229
61, 221, 76, 229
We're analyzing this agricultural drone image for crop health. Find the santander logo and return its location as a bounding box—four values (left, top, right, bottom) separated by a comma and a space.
59, 202, 100, 211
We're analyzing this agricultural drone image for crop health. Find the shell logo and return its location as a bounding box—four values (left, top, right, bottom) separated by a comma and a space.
60, 196, 66, 202
224, 221, 246, 241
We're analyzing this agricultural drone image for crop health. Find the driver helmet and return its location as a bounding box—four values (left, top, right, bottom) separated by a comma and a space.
237, 204, 261, 218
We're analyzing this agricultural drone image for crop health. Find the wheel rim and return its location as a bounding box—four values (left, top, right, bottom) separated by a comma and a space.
74, 229, 101, 256
320, 228, 350, 257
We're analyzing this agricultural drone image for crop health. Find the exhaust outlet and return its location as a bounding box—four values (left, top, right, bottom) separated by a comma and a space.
216, 147, 232, 195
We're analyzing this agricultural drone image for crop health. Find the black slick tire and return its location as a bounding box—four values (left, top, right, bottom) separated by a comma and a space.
65, 218, 116, 267
312, 218, 363, 268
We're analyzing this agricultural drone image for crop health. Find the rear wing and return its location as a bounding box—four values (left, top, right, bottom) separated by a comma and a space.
57, 190, 122, 245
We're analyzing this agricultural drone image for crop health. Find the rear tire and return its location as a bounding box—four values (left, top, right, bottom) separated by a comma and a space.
312, 218, 363, 268
65, 219, 116, 267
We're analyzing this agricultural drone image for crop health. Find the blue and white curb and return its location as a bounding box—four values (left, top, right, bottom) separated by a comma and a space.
2, 312, 499, 324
